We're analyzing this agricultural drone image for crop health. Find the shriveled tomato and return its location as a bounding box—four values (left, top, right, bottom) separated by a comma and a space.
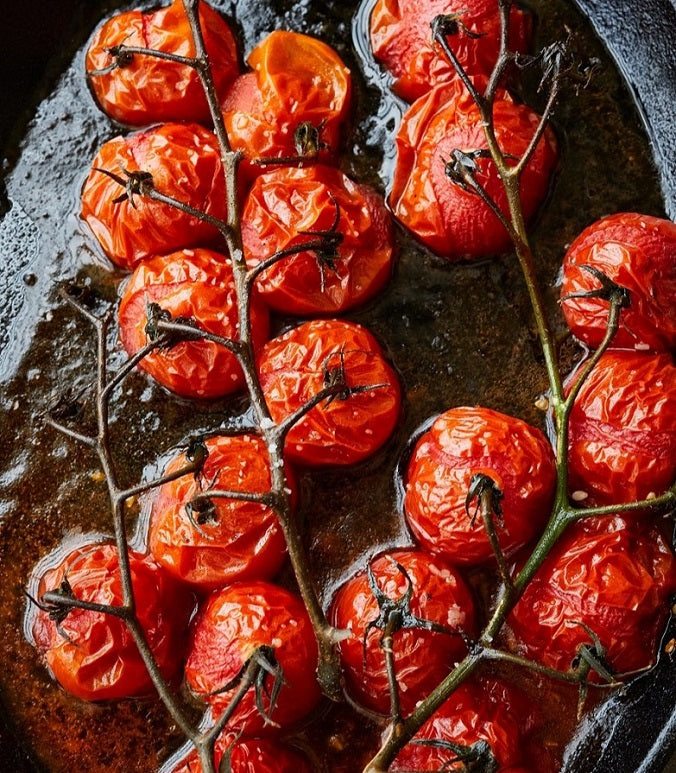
566, 350, 676, 505
185, 581, 321, 734
404, 407, 556, 565
257, 319, 401, 466
241, 165, 394, 314
29, 541, 193, 702
81, 123, 226, 269
390, 80, 558, 259
560, 212, 676, 352
330, 549, 476, 715
118, 249, 269, 399
86, 0, 239, 126
371, 0, 531, 103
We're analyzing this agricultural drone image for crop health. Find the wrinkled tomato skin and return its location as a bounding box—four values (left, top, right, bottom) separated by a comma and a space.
390, 81, 558, 259
242, 165, 394, 314
118, 249, 269, 399
81, 124, 226, 269
30, 542, 193, 702
86, 0, 239, 126
371, 0, 531, 103
560, 213, 676, 352
330, 549, 476, 715
185, 581, 321, 734
404, 407, 556, 565
566, 350, 676, 505
510, 516, 676, 679
257, 319, 402, 466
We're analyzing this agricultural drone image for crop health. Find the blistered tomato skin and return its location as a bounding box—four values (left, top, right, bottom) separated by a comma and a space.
560, 213, 676, 352
567, 351, 676, 505
118, 249, 269, 399
81, 124, 226, 269
404, 407, 556, 565
330, 549, 476, 715
86, 0, 239, 126
242, 165, 394, 315
257, 319, 402, 466
390, 81, 558, 259
30, 543, 193, 702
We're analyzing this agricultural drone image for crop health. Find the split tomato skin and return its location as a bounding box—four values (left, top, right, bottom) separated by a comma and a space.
86, 0, 239, 126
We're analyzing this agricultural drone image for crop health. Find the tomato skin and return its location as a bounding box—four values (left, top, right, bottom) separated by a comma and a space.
404, 407, 556, 565
560, 213, 676, 352
330, 549, 476, 715
86, 0, 239, 126
257, 319, 402, 466
81, 123, 226, 269
30, 542, 193, 702
566, 350, 676, 505
371, 0, 531, 103
118, 249, 269, 399
242, 165, 394, 314
390, 81, 558, 259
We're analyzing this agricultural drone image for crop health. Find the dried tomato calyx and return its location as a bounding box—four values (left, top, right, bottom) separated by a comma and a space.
430, 13, 484, 41
410, 737, 499, 773
465, 473, 505, 528
562, 264, 631, 308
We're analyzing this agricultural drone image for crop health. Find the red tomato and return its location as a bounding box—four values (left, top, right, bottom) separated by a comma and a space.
509, 516, 676, 679
257, 319, 401, 466
185, 581, 321, 733
390, 80, 558, 259
330, 549, 476, 715
86, 0, 239, 126
566, 350, 676, 505
560, 212, 676, 352
371, 0, 531, 103
29, 541, 193, 702
404, 407, 556, 565
242, 165, 394, 314
118, 249, 269, 399
81, 123, 226, 269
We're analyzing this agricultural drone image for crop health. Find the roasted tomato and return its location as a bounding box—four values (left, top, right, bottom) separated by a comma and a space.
566, 350, 676, 505
330, 549, 476, 715
390, 80, 558, 259
560, 212, 676, 352
118, 249, 269, 399
371, 0, 531, 103
29, 541, 193, 702
404, 407, 556, 565
185, 581, 321, 734
257, 319, 401, 466
81, 123, 226, 269
222, 30, 351, 181
86, 0, 239, 126
510, 516, 676, 680
242, 165, 394, 314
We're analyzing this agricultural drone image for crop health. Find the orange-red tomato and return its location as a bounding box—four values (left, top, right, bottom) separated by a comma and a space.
81, 123, 226, 269
30, 542, 193, 702
390, 80, 558, 259
242, 165, 394, 314
560, 212, 676, 352
371, 0, 531, 103
86, 0, 239, 126
404, 407, 556, 565
257, 319, 401, 466
118, 249, 269, 399
330, 549, 476, 715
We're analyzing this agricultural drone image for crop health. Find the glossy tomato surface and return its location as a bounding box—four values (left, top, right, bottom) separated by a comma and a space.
257, 319, 401, 466
86, 0, 239, 126
242, 165, 394, 314
30, 542, 193, 702
330, 549, 476, 715
390, 81, 558, 259
118, 249, 269, 398
560, 212, 676, 352
81, 123, 226, 269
